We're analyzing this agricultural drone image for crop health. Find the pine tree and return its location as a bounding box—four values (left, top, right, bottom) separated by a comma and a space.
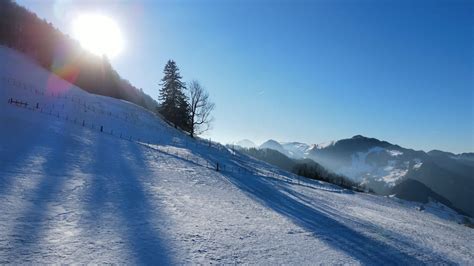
177, 93, 191, 131
158, 60, 190, 130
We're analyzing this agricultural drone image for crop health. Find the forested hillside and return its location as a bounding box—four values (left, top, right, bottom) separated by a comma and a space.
0, 0, 157, 111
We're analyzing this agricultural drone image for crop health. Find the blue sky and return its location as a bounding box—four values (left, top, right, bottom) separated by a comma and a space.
17, 0, 473, 153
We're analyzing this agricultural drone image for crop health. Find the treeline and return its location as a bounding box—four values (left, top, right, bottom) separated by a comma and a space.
0, 0, 157, 111
239, 147, 368, 192
292, 160, 364, 191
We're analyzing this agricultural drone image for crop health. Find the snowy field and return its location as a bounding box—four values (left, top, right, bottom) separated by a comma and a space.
0, 46, 473, 264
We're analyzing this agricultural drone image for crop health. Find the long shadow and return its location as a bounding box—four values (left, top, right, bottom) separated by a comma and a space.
174, 141, 454, 263
0, 119, 50, 195
83, 135, 173, 264
276, 184, 462, 262
81, 133, 119, 222
224, 172, 454, 264
5, 127, 87, 262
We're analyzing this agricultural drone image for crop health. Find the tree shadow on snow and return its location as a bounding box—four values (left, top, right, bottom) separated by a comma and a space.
224, 172, 455, 265
82, 135, 174, 265
3, 127, 173, 264
0, 117, 53, 196
4, 126, 88, 262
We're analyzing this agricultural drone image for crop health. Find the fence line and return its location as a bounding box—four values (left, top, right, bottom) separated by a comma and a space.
6, 94, 300, 185
6, 97, 250, 171
2, 76, 165, 131
4, 77, 360, 192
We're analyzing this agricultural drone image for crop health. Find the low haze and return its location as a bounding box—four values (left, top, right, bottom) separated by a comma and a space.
17, 0, 474, 153
2, 0, 474, 264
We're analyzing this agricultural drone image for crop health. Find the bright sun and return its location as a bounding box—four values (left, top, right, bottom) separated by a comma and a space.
72, 14, 124, 58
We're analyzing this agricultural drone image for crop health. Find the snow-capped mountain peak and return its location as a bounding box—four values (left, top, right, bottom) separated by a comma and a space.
1, 45, 472, 264
234, 139, 256, 149
259, 139, 288, 155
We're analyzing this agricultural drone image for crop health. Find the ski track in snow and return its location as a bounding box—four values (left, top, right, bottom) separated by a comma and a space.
0, 46, 473, 264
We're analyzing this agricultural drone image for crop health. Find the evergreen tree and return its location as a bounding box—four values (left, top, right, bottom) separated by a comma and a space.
158, 60, 190, 130
177, 93, 191, 131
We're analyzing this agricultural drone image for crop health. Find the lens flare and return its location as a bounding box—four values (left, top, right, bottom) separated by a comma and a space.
72, 14, 124, 58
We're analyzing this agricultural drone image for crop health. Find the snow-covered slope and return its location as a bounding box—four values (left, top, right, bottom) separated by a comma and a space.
281, 141, 310, 159
1, 46, 473, 264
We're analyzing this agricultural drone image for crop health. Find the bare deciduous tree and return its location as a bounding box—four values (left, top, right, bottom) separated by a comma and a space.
188, 80, 215, 138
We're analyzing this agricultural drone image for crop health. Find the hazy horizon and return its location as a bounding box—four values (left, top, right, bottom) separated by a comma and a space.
229, 135, 474, 154
2, 1, 474, 263
16, 0, 474, 153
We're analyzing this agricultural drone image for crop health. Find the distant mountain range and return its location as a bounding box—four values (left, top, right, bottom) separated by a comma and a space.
281, 142, 310, 159
235, 139, 256, 149
258, 140, 310, 159
235, 136, 474, 217
259, 140, 288, 156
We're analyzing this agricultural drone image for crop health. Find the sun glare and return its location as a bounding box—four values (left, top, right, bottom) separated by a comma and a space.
72, 14, 123, 58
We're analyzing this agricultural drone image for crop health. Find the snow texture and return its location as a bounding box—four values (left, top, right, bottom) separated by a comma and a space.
1, 46, 473, 264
